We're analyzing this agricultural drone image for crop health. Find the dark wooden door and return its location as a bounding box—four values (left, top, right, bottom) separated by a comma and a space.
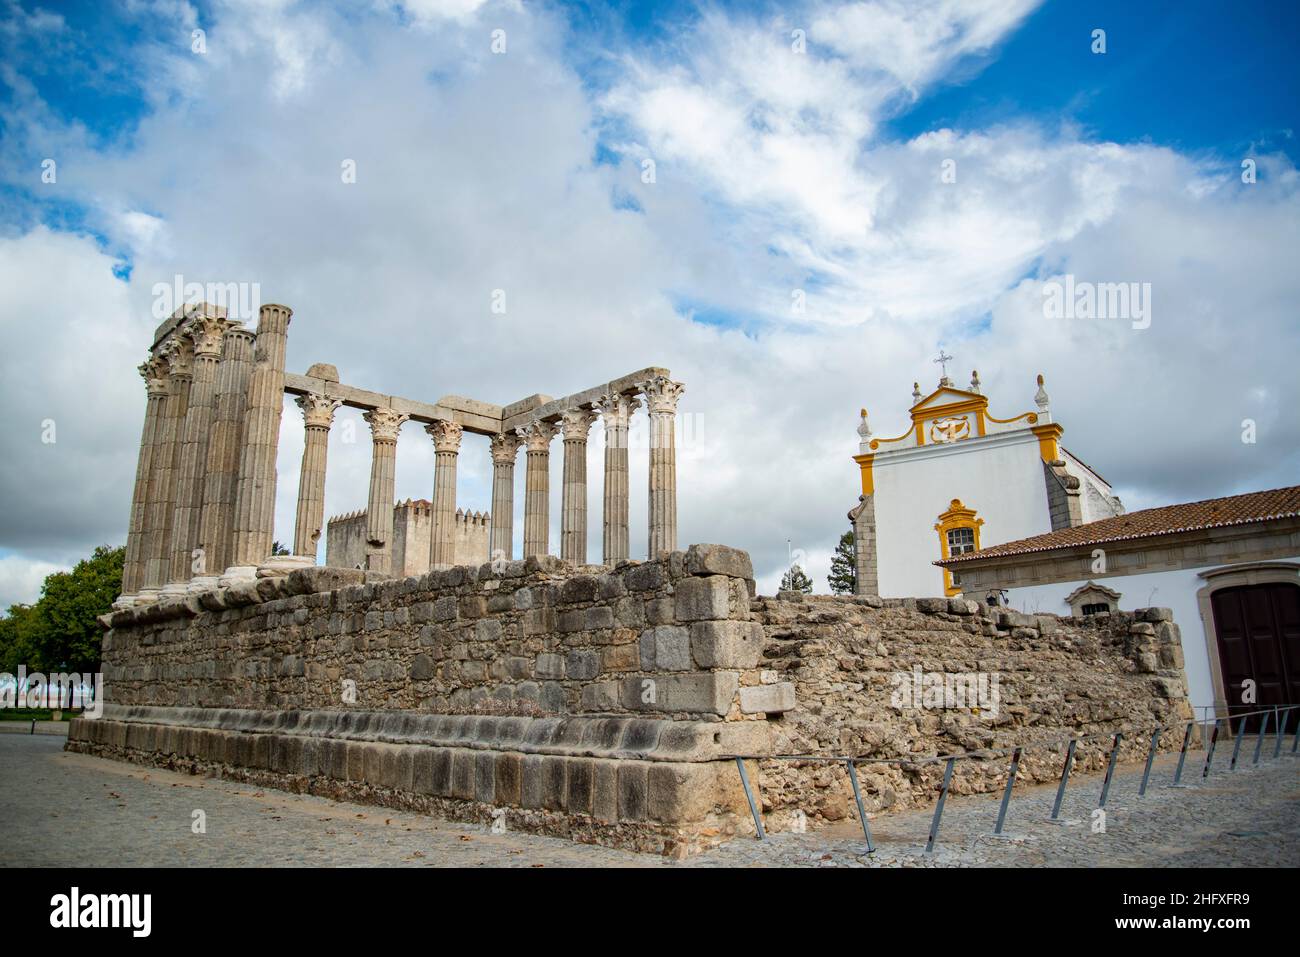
1210, 583, 1300, 733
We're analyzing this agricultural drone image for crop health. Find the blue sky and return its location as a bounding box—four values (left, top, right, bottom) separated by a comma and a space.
1, 0, 1298, 602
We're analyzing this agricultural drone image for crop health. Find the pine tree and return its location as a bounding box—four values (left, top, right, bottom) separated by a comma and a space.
828, 530, 856, 594
780, 564, 813, 594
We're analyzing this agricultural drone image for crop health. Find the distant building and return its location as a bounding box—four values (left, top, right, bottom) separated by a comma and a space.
850, 363, 1121, 599
936, 486, 1300, 719
326, 499, 489, 575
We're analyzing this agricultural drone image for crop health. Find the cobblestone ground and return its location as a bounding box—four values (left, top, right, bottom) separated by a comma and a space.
1, 735, 1296, 867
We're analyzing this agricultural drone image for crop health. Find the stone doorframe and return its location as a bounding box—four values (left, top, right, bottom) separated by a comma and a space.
1195, 561, 1300, 726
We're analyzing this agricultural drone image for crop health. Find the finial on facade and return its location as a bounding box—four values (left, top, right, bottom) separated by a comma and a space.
912, 381, 921, 403
1034, 373, 1050, 413
933, 349, 953, 387
970, 369, 981, 394
857, 408, 872, 451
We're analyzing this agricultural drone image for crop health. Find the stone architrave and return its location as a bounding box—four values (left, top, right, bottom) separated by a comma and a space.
488, 432, 522, 563
594, 392, 640, 567
641, 375, 685, 559
363, 407, 409, 575
195, 326, 255, 588
226, 304, 293, 582
519, 420, 557, 558
559, 407, 597, 564
292, 392, 343, 559
165, 312, 234, 594
426, 420, 464, 570
141, 335, 194, 595
117, 356, 171, 603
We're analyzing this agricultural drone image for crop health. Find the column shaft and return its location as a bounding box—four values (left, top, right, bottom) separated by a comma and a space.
363, 408, 408, 576
560, 408, 596, 564
119, 359, 169, 599
197, 327, 255, 579
488, 432, 521, 562
426, 421, 464, 570
228, 304, 293, 574
292, 394, 341, 559
596, 393, 639, 566
141, 338, 194, 592
520, 421, 556, 558
643, 376, 685, 559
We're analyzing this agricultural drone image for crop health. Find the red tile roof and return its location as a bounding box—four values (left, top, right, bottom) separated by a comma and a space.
938, 486, 1300, 565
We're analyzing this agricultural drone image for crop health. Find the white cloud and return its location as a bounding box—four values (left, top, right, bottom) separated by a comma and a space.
0, 555, 68, 610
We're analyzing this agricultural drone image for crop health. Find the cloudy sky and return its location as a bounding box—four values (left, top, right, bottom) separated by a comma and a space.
1, 0, 1297, 606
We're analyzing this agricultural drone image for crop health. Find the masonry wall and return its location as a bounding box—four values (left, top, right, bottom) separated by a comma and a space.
748, 593, 1192, 831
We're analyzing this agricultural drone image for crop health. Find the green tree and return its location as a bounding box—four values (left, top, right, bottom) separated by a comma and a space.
0, 545, 122, 674
828, 530, 856, 595
780, 564, 813, 594
271, 541, 290, 556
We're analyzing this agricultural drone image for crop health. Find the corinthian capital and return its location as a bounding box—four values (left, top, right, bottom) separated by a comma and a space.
490, 431, 522, 466
594, 392, 641, 429
519, 419, 558, 452
560, 407, 598, 441
296, 392, 342, 429
160, 336, 194, 378
187, 314, 236, 358
363, 407, 409, 442
139, 355, 171, 397
425, 419, 464, 453
640, 375, 685, 415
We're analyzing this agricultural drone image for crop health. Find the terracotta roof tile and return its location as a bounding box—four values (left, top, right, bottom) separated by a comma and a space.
938, 485, 1300, 565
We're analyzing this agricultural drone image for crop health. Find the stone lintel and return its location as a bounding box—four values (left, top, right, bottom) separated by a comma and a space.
501, 367, 671, 432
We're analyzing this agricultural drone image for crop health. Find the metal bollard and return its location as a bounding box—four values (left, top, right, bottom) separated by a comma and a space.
1229, 717, 1245, 771
1172, 722, 1194, 785
925, 757, 955, 854
1252, 709, 1270, 766
1272, 706, 1284, 760
994, 747, 1022, 834
1050, 739, 1077, 820
844, 760, 875, 855
1201, 719, 1221, 779
735, 757, 766, 841
1099, 732, 1122, 808
1139, 728, 1161, 796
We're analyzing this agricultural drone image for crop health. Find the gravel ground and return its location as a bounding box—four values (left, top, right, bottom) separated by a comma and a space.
2, 734, 1295, 867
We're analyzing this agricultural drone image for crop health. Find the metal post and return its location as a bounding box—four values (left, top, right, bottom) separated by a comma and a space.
1272, 706, 1284, 760
994, 747, 1022, 834
925, 757, 955, 854
1293, 706, 1300, 753
1050, 739, 1077, 820
1252, 709, 1269, 766
844, 760, 875, 854
734, 757, 765, 841
1172, 722, 1194, 785
1139, 728, 1161, 796
1099, 732, 1122, 808
1201, 719, 1221, 779
1229, 717, 1245, 771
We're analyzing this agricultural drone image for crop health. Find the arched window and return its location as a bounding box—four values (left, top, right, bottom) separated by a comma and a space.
934, 499, 983, 597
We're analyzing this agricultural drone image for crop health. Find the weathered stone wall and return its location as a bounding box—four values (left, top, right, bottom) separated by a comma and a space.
749, 594, 1192, 831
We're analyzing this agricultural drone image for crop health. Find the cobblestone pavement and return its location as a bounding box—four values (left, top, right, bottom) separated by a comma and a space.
2, 735, 1296, 867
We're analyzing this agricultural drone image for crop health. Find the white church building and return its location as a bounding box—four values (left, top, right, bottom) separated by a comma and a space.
849, 360, 1123, 599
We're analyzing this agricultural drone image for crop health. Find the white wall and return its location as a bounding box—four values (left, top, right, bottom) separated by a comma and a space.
874, 431, 1052, 597
999, 554, 1300, 713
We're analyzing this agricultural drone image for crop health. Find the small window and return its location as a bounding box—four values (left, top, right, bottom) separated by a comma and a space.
1080, 602, 1111, 616
946, 527, 976, 556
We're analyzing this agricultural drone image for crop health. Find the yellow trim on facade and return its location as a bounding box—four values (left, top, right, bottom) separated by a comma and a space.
852, 453, 875, 495
934, 499, 984, 597
1031, 423, 1064, 462
985, 410, 1039, 426
868, 422, 918, 451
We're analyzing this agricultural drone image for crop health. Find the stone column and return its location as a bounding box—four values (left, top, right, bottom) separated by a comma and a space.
488, 431, 521, 562
362, 408, 409, 576
642, 375, 685, 559
226, 304, 293, 581
195, 326, 255, 588
165, 312, 232, 595
559, 407, 597, 564
141, 335, 193, 596
117, 356, 170, 604
292, 393, 342, 560
519, 420, 557, 558
594, 392, 640, 567
426, 420, 464, 570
